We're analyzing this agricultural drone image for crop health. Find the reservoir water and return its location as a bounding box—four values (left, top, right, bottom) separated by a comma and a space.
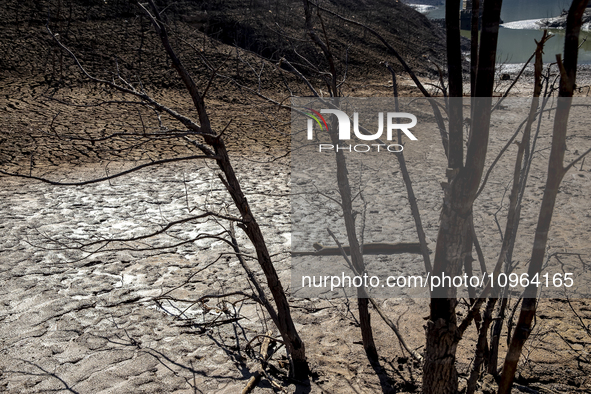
419, 0, 591, 64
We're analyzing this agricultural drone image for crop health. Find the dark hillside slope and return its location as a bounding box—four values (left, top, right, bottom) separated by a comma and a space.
0, 0, 445, 86
193, 0, 446, 79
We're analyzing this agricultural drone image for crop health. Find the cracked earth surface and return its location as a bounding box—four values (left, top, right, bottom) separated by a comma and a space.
2, 82, 591, 393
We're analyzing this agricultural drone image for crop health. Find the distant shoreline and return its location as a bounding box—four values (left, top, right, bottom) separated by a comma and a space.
502, 9, 591, 32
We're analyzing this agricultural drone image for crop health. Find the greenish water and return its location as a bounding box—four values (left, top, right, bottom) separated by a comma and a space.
463, 29, 591, 65
422, 0, 591, 64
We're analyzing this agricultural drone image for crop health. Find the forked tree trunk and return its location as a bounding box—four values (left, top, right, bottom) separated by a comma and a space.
422, 1, 503, 392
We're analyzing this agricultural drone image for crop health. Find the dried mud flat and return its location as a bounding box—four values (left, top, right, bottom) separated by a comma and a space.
2, 75, 591, 394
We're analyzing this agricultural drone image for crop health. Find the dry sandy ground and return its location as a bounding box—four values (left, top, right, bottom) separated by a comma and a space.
1, 68, 591, 393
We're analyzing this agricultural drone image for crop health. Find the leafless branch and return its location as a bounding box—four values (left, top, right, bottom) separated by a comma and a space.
0, 155, 218, 186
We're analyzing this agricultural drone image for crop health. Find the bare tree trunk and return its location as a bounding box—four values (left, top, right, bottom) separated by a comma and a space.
467, 298, 496, 394
487, 296, 507, 375
422, 1, 503, 393
139, 0, 309, 377
487, 30, 549, 376
215, 141, 308, 375
498, 2, 590, 392
327, 116, 379, 362
470, 0, 480, 96
422, 207, 469, 394
463, 217, 477, 300
446, 0, 464, 169
386, 64, 432, 273
302, 0, 379, 362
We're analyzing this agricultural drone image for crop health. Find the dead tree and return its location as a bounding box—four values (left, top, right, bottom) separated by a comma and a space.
498, 1, 591, 392
1, 0, 309, 379
320, 0, 591, 392
299, 0, 380, 364
421, 1, 503, 392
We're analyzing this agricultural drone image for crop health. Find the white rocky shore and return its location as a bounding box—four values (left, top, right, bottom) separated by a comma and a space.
502, 8, 591, 31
